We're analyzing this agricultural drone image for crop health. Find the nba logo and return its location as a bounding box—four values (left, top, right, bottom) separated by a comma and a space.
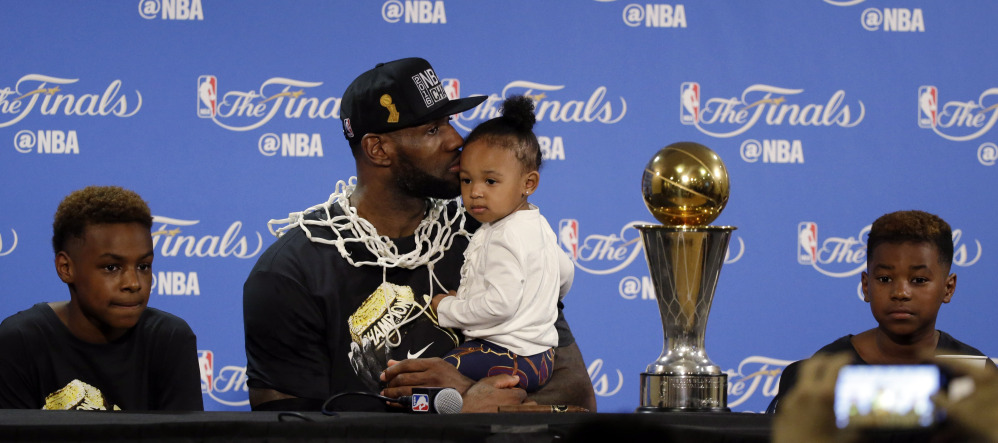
680, 82, 700, 125
558, 219, 579, 260
918, 85, 937, 128
442, 78, 460, 101
343, 118, 355, 139
197, 75, 217, 118
798, 222, 818, 265
412, 394, 430, 412
198, 350, 214, 393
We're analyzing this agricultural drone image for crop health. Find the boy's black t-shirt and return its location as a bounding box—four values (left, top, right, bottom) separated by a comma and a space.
769, 331, 995, 413
0, 303, 204, 410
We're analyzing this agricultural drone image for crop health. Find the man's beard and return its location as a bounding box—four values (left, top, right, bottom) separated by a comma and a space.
392, 153, 460, 200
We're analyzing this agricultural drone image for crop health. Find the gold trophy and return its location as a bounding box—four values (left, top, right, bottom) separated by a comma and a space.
637, 142, 734, 412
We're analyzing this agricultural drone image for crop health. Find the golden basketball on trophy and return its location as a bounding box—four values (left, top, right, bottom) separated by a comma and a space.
641, 142, 730, 226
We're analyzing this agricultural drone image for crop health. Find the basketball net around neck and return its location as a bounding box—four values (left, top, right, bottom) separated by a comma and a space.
267, 176, 471, 348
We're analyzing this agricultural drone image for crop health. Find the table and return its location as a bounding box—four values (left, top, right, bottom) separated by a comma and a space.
0, 410, 772, 442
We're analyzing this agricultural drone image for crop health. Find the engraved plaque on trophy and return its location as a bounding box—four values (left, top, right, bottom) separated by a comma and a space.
637, 142, 735, 412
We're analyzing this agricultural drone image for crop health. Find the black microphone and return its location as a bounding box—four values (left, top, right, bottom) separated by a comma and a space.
396, 387, 463, 414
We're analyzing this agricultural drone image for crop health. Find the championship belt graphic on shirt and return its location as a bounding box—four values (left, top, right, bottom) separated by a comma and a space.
347, 282, 460, 383
348, 282, 418, 349
43, 379, 121, 411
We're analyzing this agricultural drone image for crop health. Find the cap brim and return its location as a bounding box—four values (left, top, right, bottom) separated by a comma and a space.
417, 95, 487, 126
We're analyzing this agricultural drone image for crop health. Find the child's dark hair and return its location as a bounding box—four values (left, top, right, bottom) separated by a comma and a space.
52, 186, 153, 253
464, 95, 542, 171
866, 210, 953, 268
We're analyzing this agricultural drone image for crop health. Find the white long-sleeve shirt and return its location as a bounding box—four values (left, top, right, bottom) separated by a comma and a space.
436, 206, 574, 356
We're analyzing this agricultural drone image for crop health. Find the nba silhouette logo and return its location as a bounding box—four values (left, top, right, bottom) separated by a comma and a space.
798, 222, 818, 265
412, 394, 430, 412
558, 219, 579, 260
918, 85, 937, 128
197, 75, 217, 118
680, 82, 700, 124
442, 78, 460, 101
198, 350, 214, 393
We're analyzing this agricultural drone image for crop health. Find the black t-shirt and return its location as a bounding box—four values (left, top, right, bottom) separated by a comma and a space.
0, 303, 203, 410
768, 331, 995, 413
243, 201, 574, 410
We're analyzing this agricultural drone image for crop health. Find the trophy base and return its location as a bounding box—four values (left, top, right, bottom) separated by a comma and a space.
637, 372, 729, 413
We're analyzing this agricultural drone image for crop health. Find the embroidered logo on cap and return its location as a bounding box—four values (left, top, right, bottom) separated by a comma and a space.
343, 118, 355, 138
380, 94, 400, 123
411, 68, 447, 109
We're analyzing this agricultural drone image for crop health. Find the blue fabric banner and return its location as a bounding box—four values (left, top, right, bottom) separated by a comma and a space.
1, 0, 995, 412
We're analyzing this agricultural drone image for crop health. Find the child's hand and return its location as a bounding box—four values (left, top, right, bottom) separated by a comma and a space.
430, 290, 456, 313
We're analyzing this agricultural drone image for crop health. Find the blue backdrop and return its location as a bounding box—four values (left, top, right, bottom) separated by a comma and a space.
1, 0, 995, 412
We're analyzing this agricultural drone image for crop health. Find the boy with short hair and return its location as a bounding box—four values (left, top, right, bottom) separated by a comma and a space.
769, 210, 994, 412
0, 186, 203, 410
854, 210, 970, 362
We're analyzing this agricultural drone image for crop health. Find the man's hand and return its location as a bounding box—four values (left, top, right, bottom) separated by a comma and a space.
430, 290, 456, 313
380, 358, 530, 413
462, 374, 529, 413
380, 357, 475, 398
527, 342, 596, 411
934, 358, 998, 442
348, 337, 383, 391
772, 353, 858, 443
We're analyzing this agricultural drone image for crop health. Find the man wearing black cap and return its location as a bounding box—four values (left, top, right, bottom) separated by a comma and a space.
243, 58, 595, 412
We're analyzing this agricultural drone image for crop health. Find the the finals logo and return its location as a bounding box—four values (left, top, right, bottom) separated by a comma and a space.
196, 75, 338, 132
0, 75, 142, 128
453, 81, 627, 132
798, 221, 983, 279
198, 350, 250, 407
151, 216, 264, 259
558, 219, 744, 277
918, 85, 998, 142
679, 82, 864, 138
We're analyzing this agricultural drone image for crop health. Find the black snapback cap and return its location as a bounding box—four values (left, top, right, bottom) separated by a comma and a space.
340, 57, 487, 142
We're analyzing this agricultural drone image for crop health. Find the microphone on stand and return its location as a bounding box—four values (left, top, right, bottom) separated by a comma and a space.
396, 387, 463, 414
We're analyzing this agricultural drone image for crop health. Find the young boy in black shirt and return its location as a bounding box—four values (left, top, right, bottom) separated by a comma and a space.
770, 210, 994, 413
0, 186, 203, 410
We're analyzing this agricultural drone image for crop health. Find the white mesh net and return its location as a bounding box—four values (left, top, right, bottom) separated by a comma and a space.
268, 177, 471, 270
267, 176, 471, 348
